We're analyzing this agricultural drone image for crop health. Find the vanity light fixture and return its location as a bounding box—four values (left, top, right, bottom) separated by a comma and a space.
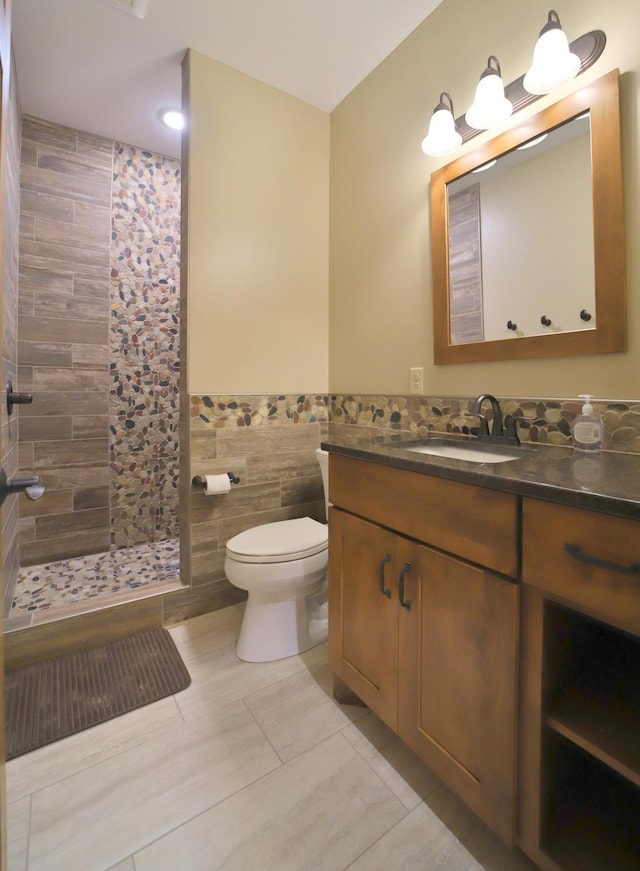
420, 15, 605, 158
523, 10, 580, 95
465, 56, 513, 130
421, 93, 463, 157
158, 108, 185, 131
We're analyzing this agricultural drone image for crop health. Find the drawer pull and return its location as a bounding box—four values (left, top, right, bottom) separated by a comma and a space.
564, 543, 640, 575
399, 562, 412, 610
379, 553, 392, 598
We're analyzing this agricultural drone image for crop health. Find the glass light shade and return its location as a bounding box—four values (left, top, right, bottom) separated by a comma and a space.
524, 21, 580, 94
421, 105, 462, 157
465, 70, 512, 130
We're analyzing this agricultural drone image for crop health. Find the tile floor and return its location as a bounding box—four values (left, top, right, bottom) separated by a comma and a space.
6, 605, 538, 871
6, 540, 181, 628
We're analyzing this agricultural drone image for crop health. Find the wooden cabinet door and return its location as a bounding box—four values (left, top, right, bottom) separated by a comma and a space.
397, 539, 519, 845
329, 508, 399, 730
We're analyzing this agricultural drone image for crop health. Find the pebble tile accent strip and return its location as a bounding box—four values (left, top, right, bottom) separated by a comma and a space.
190, 394, 329, 428
329, 394, 640, 453
11, 539, 180, 615
110, 144, 181, 548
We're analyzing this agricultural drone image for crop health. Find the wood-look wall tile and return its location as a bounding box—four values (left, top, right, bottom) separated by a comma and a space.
21, 189, 75, 222
245, 450, 323, 485
19, 316, 108, 345
72, 343, 109, 368
20, 390, 109, 418
4, 596, 163, 668
37, 143, 112, 182
77, 130, 114, 163
21, 239, 110, 275
20, 529, 111, 566
18, 292, 35, 317
73, 485, 109, 510
20, 139, 38, 166
22, 116, 78, 151
19, 489, 73, 518
74, 201, 110, 231
34, 293, 108, 323
34, 437, 109, 469
72, 415, 108, 438
33, 367, 110, 392
20, 164, 111, 208
189, 549, 227, 586
162, 578, 244, 627
17, 365, 33, 390
190, 431, 218, 463
216, 424, 320, 457
35, 506, 109, 539
18, 341, 73, 367
73, 275, 110, 298
191, 520, 218, 554
190, 482, 280, 525
18, 442, 34, 470
18, 517, 35, 542
19, 214, 35, 240
281, 475, 324, 509
38, 466, 110, 490
18, 416, 73, 442
36, 216, 110, 252
19, 264, 74, 295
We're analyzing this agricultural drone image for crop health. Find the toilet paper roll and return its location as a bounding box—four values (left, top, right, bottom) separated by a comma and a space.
203, 474, 232, 496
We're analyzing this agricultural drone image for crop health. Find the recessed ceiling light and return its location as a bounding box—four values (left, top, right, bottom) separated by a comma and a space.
159, 109, 185, 131
96, 0, 149, 19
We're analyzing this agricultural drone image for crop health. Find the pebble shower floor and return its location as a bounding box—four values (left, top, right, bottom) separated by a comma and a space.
11, 539, 180, 615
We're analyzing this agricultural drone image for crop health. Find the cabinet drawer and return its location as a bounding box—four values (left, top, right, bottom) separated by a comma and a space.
329, 454, 518, 577
523, 498, 640, 634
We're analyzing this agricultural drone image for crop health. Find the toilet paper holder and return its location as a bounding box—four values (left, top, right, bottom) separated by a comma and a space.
192, 472, 240, 489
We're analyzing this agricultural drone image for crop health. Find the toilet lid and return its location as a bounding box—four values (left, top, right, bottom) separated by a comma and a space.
226, 517, 328, 563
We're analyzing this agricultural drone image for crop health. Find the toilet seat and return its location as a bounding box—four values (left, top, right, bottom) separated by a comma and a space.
226, 517, 328, 564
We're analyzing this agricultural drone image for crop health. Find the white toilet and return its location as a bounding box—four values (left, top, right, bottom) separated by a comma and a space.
224, 448, 330, 662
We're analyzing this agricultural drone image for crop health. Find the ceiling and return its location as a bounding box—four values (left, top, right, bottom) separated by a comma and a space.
12, 0, 443, 160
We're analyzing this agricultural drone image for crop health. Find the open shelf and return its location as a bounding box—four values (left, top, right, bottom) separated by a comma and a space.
542, 732, 640, 871
543, 602, 640, 786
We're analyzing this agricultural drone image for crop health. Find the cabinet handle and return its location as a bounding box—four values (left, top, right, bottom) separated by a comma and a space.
379, 553, 392, 598
398, 562, 412, 610
564, 543, 640, 575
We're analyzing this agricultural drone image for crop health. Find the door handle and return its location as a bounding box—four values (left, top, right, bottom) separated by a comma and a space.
378, 553, 392, 598
399, 562, 412, 610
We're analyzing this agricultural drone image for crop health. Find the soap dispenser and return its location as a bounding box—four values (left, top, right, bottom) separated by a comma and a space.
573, 395, 604, 454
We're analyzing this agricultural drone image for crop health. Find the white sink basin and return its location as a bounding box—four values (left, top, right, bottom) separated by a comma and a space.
403, 443, 520, 464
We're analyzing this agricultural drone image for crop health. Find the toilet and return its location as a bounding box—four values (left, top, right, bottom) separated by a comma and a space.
224, 448, 330, 662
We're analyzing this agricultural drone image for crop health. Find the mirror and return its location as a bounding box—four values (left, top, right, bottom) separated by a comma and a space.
431, 69, 625, 364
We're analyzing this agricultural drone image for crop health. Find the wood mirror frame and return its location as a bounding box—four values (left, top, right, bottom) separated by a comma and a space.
431, 69, 625, 365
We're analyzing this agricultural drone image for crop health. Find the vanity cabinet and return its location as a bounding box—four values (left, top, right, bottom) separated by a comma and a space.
519, 498, 640, 871
328, 454, 520, 844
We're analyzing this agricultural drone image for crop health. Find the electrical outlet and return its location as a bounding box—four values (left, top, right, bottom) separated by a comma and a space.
410, 367, 423, 394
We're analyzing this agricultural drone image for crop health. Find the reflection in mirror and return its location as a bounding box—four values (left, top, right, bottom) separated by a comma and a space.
447, 114, 595, 345
431, 70, 626, 365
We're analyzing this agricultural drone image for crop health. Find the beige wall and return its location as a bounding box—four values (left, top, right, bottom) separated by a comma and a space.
185, 50, 330, 396
329, 0, 640, 398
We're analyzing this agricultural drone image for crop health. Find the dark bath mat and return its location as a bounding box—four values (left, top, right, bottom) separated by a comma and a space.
4, 627, 191, 760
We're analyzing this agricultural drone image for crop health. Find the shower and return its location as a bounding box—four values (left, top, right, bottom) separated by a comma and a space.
3, 118, 182, 629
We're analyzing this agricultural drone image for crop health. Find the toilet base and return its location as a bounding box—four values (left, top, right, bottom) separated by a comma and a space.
236, 591, 327, 663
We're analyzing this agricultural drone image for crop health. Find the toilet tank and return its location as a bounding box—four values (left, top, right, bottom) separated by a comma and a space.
315, 448, 330, 520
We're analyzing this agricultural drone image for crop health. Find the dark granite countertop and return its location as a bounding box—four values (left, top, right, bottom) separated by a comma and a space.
321, 431, 640, 521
